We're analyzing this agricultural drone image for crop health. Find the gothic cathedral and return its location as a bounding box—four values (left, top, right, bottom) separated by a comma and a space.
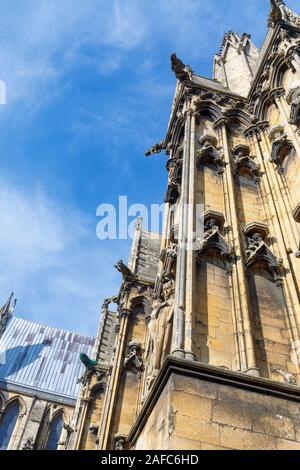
2, 0, 300, 451
69, 1, 300, 451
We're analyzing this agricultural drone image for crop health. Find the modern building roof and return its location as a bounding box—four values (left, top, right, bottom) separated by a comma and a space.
0, 316, 95, 405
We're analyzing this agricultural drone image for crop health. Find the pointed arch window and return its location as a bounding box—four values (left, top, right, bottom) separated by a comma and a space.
45, 413, 64, 450
0, 401, 20, 450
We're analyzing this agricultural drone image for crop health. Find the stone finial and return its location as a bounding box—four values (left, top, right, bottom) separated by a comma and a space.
0, 293, 17, 338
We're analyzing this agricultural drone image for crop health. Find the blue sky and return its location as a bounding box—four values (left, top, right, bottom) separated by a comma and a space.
0, 0, 298, 336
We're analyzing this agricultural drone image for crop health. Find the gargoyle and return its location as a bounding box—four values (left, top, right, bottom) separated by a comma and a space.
145, 141, 165, 157
22, 437, 34, 451
79, 353, 98, 370
171, 53, 192, 82
115, 260, 135, 281
269, 0, 284, 26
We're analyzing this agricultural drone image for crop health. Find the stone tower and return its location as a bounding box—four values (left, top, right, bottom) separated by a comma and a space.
70, 1, 300, 450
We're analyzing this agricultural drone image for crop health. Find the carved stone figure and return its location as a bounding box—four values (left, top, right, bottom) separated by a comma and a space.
146, 281, 175, 388
245, 227, 283, 287
115, 260, 134, 281
196, 212, 234, 275
171, 53, 192, 82
124, 342, 143, 375
269, 0, 284, 26
145, 141, 165, 157
114, 434, 127, 451
246, 233, 264, 258
232, 145, 260, 183
79, 353, 98, 370
290, 92, 300, 125
22, 437, 34, 451
269, 131, 294, 174
197, 135, 226, 174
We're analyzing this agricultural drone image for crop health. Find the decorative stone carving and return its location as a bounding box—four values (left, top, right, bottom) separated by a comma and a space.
268, 126, 294, 174
232, 145, 260, 183
268, 1, 300, 28
272, 367, 297, 385
146, 281, 175, 388
114, 433, 127, 451
292, 203, 300, 258
160, 245, 177, 281
268, 0, 284, 27
166, 157, 182, 185
164, 156, 183, 205
22, 437, 34, 451
89, 424, 99, 436
79, 353, 98, 370
115, 260, 135, 282
77, 356, 107, 385
124, 341, 143, 375
164, 182, 180, 205
196, 211, 234, 275
171, 54, 192, 82
63, 424, 74, 435
145, 141, 165, 157
197, 135, 226, 174
285, 44, 300, 73
244, 221, 270, 241
169, 224, 179, 245
286, 85, 300, 125
244, 222, 283, 286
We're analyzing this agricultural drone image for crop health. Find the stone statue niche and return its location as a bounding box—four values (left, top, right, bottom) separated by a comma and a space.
232, 144, 260, 184
197, 135, 226, 175
145, 281, 175, 390
287, 86, 300, 127
268, 126, 295, 175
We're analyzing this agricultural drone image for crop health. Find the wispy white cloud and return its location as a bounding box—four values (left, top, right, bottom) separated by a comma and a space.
1, 0, 292, 107
0, 178, 126, 334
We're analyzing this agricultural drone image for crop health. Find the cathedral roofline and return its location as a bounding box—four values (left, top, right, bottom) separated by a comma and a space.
163, 0, 300, 147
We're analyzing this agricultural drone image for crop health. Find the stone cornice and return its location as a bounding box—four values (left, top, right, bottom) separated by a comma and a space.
127, 356, 300, 446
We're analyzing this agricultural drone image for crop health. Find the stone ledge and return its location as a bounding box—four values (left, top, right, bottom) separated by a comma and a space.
127, 357, 300, 446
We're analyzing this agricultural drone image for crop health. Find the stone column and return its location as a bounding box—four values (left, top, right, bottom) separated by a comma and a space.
171, 102, 193, 359
184, 109, 198, 361
98, 309, 131, 449
215, 118, 259, 376
250, 128, 300, 352
270, 87, 300, 154
259, 123, 299, 251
